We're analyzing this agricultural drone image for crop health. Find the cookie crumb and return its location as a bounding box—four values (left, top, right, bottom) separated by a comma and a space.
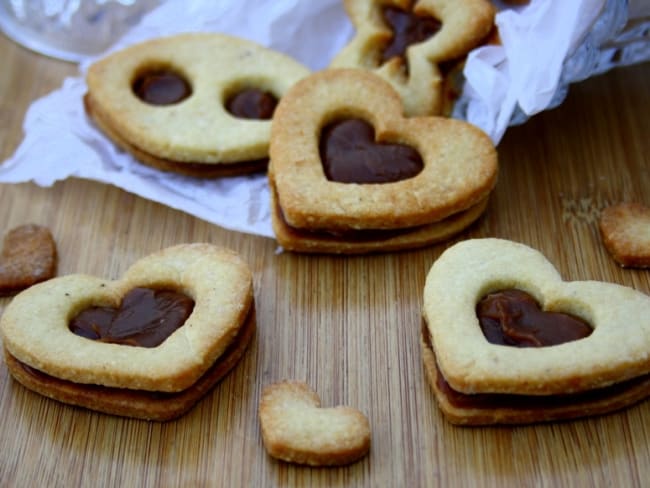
599, 202, 650, 268
0, 224, 57, 295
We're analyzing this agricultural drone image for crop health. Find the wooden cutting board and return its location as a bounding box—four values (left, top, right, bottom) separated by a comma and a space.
0, 35, 649, 487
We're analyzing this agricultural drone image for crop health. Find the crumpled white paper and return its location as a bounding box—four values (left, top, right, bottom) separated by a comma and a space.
0, 0, 611, 238
461, 0, 605, 142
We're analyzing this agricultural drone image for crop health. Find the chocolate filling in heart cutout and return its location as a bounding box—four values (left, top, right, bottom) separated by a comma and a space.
476, 289, 593, 347
132, 68, 192, 106
319, 118, 424, 184
69, 287, 195, 348
381, 6, 442, 69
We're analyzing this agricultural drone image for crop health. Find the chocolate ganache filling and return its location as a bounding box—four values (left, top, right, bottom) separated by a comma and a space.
133, 70, 192, 106
476, 289, 592, 347
226, 89, 278, 120
381, 6, 442, 66
319, 118, 423, 184
69, 287, 195, 348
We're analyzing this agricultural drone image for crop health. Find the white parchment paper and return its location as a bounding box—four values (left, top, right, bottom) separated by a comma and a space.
0, 0, 614, 238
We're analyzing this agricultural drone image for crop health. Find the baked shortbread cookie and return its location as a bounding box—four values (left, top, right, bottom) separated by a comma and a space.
330, 0, 495, 116
269, 68, 497, 254
259, 381, 371, 466
599, 202, 650, 268
85, 33, 310, 177
0, 224, 57, 295
1, 243, 255, 421
421, 238, 650, 425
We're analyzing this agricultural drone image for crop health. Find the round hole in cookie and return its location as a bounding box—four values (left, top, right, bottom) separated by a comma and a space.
224, 87, 278, 120
475, 289, 593, 348
379, 5, 442, 70
318, 118, 424, 184
68, 287, 195, 348
132, 65, 192, 106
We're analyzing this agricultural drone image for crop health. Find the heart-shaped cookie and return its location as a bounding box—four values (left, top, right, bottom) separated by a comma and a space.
85, 33, 310, 177
0, 224, 57, 295
330, 0, 495, 116
1, 243, 254, 420
259, 381, 371, 466
599, 202, 650, 268
269, 68, 497, 253
421, 238, 650, 424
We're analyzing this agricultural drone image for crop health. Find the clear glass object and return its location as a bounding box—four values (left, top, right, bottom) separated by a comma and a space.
0, 0, 162, 62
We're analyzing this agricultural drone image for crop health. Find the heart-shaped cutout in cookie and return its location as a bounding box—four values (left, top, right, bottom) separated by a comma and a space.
476, 289, 593, 347
68, 287, 195, 347
423, 238, 650, 396
320, 118, 423, 183
331, 0, 495, 115
1, 243, 253, 393
259, 381, 371, 466
0, 224, 57, 296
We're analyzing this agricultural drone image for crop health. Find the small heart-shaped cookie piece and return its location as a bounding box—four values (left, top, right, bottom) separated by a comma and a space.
259, 381, 371, 466
599, 202, 650, 268
0, 224, 57, 295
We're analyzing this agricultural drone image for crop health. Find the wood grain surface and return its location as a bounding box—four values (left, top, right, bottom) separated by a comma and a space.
1, 32, 649, 487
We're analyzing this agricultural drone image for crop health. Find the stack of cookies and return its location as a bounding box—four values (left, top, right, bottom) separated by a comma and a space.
1, 244, 255, 421
422, 239, 650, 425
268, 68, 497, 253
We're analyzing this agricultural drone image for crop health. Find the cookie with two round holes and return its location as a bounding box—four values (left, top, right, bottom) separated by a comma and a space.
421, 238, 650, 425
269, 68, 497, 254
85, 33, 310, 177
1, 243, 255, 421
330, 0, 495, 116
